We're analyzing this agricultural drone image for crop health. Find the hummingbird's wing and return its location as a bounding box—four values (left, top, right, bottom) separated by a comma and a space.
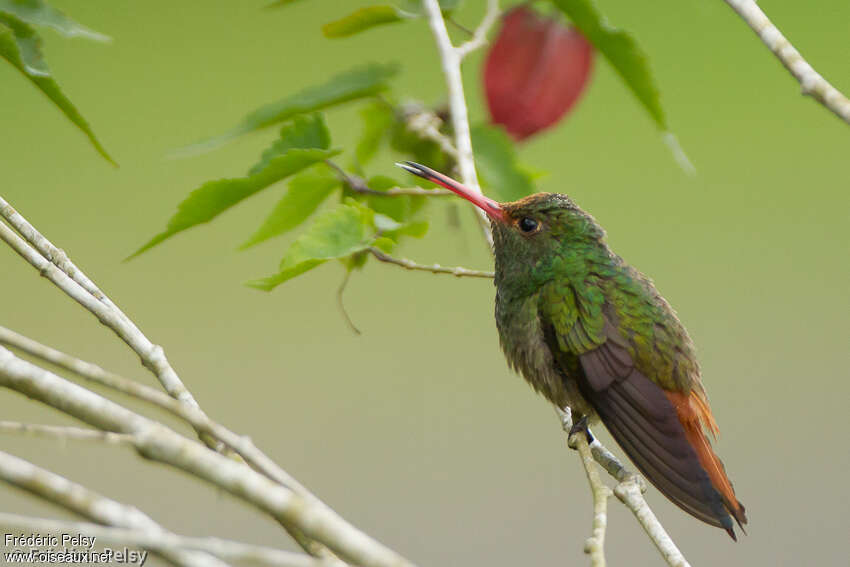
541, 300, 746, 538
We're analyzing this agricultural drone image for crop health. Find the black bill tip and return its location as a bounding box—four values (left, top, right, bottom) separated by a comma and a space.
395, 161, 436, 181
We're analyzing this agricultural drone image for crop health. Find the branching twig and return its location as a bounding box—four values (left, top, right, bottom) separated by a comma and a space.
0, 325, 364, 563
0, 197, 203, 410
369, 248, 494, 278
555, 407, 689, 567
0, 512, 325, 567
0, 345, 415, 567
422, 0, 496, 247
399, 104, 460, 161
456, 0, 500, 60
0, 451, 226, 567
724, 0, 850, 124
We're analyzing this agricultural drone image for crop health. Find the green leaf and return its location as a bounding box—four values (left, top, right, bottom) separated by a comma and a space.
189, 63, 399, 153
471, 124, 535, 202
249, 113, 330, 174
0, 16, 113, 163
247, 203, 376, 290
386, 219, 429, 239
130, 148, 339, 259
0, 0, 109, 41
322, 6, 407, 39
551, 0, 666, 130
362, 175, 413, 223
373, 212, 402, 232
355, 101, 394, 166
240, 166, 339, 249
264, 0, 304, 8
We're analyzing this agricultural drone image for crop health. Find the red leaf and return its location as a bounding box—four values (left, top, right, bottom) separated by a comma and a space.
484, 6, 594, 141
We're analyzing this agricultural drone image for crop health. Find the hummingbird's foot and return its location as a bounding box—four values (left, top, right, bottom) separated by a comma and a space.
567, 414, 594, 447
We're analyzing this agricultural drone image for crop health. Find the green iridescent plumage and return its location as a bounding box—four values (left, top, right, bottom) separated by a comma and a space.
396, 161, 747, 538
493, 194, 699, 400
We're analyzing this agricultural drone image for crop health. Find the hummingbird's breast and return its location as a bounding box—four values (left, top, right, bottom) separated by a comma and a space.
494, 289, 595, 417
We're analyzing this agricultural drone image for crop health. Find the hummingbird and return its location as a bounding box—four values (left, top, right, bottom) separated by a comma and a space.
397, 161, 747, 539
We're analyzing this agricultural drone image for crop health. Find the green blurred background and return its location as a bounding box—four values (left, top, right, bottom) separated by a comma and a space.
2, 1, 848, 565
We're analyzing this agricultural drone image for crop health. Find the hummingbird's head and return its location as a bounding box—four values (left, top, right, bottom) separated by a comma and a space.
396, 161, 608, 295
396, 160, 606, 252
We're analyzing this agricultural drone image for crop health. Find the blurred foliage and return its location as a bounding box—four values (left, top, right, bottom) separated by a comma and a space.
552, 0, 667, 130
124, 0, 678, 292
0, 0, 112, 162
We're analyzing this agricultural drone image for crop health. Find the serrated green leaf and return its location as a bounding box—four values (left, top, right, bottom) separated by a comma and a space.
0, 0, 109, 41
247, 203, 377, 290
471, 123, 535, 202
240, 166, 339, 249
551, 0, 666, 130
356, 101, 394, 166
189, 63, 399, 153
322, 6, 407, 39
249, 113, 330, 175
0, 16, 113, 163
130, 148, 339, 259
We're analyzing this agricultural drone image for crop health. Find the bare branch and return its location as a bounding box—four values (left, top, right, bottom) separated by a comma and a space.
369, 248, 494, 278
0, 199, 210, 431
614, 479, 691, 567
0, 345, 416, 567
0, 451, 226, 567
556, 407, 688, 567
559, 408, 610, 567
0, 421, 133, 446
421, 0, 494, 247
456, 0, 500, 59
0, 512, 325, 567
724, 0, 850, 125
0, 325, 362, 562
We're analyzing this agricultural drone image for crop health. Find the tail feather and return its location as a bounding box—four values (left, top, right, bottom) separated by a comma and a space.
667, 390, 748, 531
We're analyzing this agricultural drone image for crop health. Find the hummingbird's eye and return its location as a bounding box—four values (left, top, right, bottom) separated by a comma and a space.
518, 217, 539, 233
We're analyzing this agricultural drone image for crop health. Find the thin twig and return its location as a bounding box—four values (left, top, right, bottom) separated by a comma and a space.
399, 104, 460, 161
0, 323, 362, 556
0, 512, 326, 567
0, 421, 134, 446
422, 0, 495, 248
560, 408, 609, 567
0, 198, 203, 410
0, 345, 416, 567
615, 479, 691, 567
0, 211, 338, 560
369, 248, 493, 278
0, 200, 222, 459
724, 0, 850, 124
0, 451, 226, 567
555, 407, 689, 567
456, 0, 500, 59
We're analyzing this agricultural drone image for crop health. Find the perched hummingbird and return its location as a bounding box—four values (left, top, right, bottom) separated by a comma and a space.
397, 161, 747, 539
